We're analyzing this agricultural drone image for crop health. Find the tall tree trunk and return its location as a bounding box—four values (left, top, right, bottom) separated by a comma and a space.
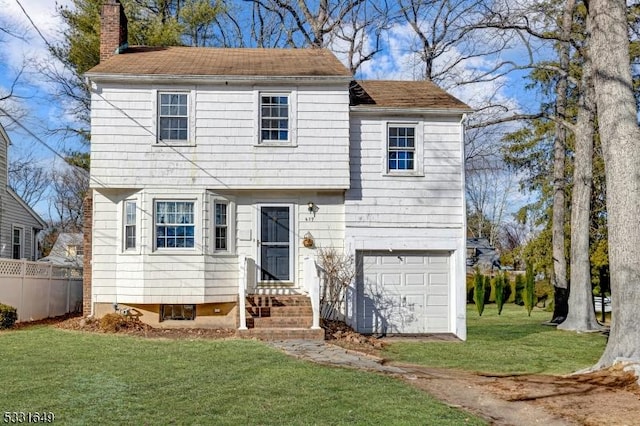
588, 0, 640, 367
558, 34, 601, 332
550, 0, 575, 324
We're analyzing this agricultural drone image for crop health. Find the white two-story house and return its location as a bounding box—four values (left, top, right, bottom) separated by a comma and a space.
85, 0, 470, 339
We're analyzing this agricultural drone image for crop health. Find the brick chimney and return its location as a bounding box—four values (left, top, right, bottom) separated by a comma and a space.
100, 0, 128, 62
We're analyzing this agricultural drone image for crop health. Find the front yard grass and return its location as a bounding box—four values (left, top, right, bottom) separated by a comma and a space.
382, 304, 607, 375
1, 326, 484, 425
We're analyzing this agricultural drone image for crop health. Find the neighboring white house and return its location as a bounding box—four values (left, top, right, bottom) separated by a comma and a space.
39, 233, 84, 268
85, 0, 471, 338
0, 123, 47, 261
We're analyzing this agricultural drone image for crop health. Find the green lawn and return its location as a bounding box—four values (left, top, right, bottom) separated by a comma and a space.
382, 304, 607, 375
1, 326, 484, 425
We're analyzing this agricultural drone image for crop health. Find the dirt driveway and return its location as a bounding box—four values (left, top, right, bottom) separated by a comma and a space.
396, 363, 640, 426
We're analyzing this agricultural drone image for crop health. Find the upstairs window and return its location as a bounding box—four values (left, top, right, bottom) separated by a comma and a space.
260, 94, 289, 142
155, 201, 195, 249
158, 93, 188, 142
214, 202, 228, 251
388, 126, 416, 171
124, 200, 136, 250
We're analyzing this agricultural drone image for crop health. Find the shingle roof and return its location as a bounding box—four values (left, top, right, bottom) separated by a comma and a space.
350, 80, 471, 111
86, 47, 352, 78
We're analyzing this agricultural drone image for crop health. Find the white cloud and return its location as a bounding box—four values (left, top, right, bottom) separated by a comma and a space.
0, 0, 72, 92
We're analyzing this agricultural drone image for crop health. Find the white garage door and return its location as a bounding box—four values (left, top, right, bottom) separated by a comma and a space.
356, 251, 451, 334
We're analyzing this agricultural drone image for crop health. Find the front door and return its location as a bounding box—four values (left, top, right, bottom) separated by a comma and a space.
259, 206, 292, 282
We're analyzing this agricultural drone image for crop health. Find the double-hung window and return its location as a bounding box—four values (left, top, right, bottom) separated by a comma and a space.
155, 201, 195, 249
214, 201, 228, 251
388, 125, 416, 171
158, 93, 188, 142
260, 94, 289, 142
124, 200, 136, 250
12, 227, 23, 259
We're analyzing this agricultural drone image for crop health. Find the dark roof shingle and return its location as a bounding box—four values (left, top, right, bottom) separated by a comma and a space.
350, 80, 471, 111
86, 47, 351, 77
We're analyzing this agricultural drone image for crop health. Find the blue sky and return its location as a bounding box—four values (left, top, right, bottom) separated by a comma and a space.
0, 0, 540, 222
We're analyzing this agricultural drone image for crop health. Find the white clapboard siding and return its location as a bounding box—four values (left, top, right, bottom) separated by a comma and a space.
234, 191, 345, 289
90, 83, 350, 189
345, 115, 465, 231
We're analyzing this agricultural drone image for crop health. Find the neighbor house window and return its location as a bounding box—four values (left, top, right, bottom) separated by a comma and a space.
260, 94, 289, 142
158, 93, 188, 142
155, 201, 195, 249
12, 227, 23, 259
160, 304, 195, 321
124, 200, 136, 250
388, 125, 416, 171
214, 201, 228, 251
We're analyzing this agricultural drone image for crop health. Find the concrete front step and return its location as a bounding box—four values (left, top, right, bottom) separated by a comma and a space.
236, 327, 324, 341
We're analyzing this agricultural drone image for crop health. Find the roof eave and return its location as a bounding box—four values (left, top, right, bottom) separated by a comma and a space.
350, 106, 473, 115
85, 73, 353, 85
7, 188, 47, 229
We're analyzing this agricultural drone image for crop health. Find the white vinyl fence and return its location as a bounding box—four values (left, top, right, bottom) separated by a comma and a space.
0, 259, 82, 322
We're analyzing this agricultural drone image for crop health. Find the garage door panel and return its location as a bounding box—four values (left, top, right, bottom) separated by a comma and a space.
404, 256, 426, 265
426, 298, 448, 310
428, 255, 449, 264
429, 272, 449, 286
381, 273, 401, 286
357, 251, 451, 334
427, 317, 449, 332
406, 273, 426, 286
429, 284, 449, 296
381, 256, 402, 265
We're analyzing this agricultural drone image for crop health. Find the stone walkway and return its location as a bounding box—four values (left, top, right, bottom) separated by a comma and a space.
267, 339, 407, 374
267, 340, 577, 426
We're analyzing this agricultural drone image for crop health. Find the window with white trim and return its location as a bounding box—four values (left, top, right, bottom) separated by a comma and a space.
155, 201, 195, 249
214, 201, 228, 251
388, 125, 416, 171
124, 200, 136, 250
158, 93, 188, 142
12, 227, 23, 259
260, 94, 289, 142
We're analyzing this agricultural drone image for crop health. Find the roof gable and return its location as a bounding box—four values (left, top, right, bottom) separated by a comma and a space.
86, 47, 352, 79
350, 80, 471, 112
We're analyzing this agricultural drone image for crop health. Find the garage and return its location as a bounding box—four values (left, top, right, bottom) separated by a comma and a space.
356, 251, 451, 334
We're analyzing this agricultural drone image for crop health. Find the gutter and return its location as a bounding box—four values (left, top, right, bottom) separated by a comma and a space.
84, 73, 353, 86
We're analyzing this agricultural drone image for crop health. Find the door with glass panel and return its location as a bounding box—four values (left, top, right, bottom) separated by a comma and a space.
259, 206, 292, 282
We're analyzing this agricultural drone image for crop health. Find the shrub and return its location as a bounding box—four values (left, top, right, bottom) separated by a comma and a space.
0, 303, 18, 329
473, 269, 486, 316
484, 275, 492, 304
524, 263, 535, 316
503, 275, 513, 303
514, 274, 525, 305
466, 275, 475, 303
494, 272, 505, 315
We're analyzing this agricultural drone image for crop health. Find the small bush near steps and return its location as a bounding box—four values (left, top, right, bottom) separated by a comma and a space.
0, 304, 18, 329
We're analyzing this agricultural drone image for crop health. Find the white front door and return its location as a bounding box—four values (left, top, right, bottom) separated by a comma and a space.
259, 205, 293, 282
